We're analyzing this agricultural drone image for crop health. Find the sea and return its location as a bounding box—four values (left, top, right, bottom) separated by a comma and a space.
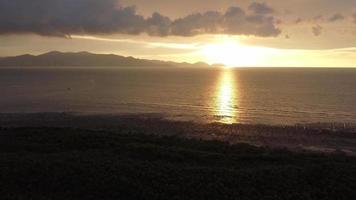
1, 67, 355, 125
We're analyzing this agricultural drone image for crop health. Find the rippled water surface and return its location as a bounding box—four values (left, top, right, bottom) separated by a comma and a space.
1, 67, 355, 125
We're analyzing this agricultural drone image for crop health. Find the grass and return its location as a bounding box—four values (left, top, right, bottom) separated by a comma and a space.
0, 127, 355, 200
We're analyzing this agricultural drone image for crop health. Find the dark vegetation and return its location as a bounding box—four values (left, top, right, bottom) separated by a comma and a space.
0, 127, 355, 200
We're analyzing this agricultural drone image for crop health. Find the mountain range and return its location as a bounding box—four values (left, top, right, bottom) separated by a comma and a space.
0, 51, 221, 67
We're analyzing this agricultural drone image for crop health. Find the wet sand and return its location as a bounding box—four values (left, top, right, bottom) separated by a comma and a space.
0, 113, 356, 155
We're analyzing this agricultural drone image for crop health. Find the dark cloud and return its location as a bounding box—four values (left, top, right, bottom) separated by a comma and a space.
294, 13, 344, 25
170, 6, 281, 37
146, 12, 171, 36
248, 2, 274, 15
0, 0, 145, 37
222, 6, 280, 37
0, 0, 281, 37
170, 11, 223, 36
312, 25, 323, 36
328, 14, 345, 22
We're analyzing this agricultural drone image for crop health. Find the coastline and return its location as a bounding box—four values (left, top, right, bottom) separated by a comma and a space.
1, 112, 355, 155
1, 112, 356, 199
1, 124, 356, 199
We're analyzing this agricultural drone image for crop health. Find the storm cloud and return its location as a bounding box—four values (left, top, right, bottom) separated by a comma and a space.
0, 0, 281, 37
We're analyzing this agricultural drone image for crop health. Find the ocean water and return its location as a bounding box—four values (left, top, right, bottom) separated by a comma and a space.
0, 67, 355, 125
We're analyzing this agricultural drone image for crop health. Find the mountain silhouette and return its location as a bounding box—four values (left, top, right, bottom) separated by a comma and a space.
0, 51, 215, 67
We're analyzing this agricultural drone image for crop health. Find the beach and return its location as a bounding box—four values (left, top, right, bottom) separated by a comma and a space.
0, 113, 356, 199
1, 113, 355, 155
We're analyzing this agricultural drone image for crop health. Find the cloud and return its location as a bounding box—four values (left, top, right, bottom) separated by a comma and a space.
146, 12, 171, 36
170, 6, 281, 37
0, 0, 145, 37
353, 13, 356, 23
0, 0, 281, 37
328, 14, 345, 22
248, 2, 274, 15
294, 13, 344, 25
312, 25, 323, 36
295, 18, 303, 24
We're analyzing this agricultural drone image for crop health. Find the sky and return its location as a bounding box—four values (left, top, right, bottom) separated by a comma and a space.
1, 0, 356, 67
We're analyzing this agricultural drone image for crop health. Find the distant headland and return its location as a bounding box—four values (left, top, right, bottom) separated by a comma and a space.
0, 51, 224, 68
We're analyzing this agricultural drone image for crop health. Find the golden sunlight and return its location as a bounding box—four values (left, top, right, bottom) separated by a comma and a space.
214, 68, 239, 124
200, 36, 278, 67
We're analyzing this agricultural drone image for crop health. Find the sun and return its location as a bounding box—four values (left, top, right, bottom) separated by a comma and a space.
200, 36, 276, 67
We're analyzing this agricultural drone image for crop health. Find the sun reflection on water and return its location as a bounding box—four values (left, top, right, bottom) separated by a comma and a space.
215, 68, 238, 124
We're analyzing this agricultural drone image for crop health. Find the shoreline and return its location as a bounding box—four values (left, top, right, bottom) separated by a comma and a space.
1, 112, 355, 129
1, 112, 355, 155
1, 125, 356, 199
1, 113, 356, 199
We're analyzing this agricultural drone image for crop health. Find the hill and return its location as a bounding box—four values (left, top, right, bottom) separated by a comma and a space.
0, 51, 213, 67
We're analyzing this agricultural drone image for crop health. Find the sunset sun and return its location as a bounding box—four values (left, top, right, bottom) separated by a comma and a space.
200, 36, 277, 67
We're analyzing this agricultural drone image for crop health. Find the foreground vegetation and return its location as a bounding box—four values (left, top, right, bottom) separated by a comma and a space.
0, 127, 355, 200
